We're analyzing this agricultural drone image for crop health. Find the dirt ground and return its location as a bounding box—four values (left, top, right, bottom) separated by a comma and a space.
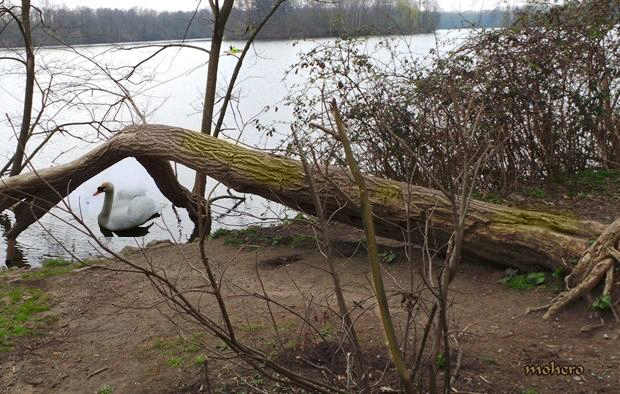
0, 219, 619, 394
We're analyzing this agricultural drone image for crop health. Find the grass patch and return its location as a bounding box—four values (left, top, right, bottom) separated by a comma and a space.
571, 168, 620, 187
211, 226, 261, 246
152, 333, 205, 369
41, 258, 73, 267
279, 319, 296, 332
210, 226, 314, 248
270, 235, 285, 246
282, 212, 308, 225
0, 284, 51, 352
291, 234, 313, 247
215, 340, 230, 352
153, 334, 203, 355
319, 323, 335, 338
165, 357, 184, 368
526, 187, 547, 199
209, 228, 235, 240
245, 374, 265, 387
98, 384, 115, 394
241, 321, 265, 333
21, 258, 81, 280
559, 168, 620, 196
194, 354, 207, 365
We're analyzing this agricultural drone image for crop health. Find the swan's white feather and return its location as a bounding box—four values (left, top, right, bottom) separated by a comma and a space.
98, 185, 166, 231
115, 187, 147, 202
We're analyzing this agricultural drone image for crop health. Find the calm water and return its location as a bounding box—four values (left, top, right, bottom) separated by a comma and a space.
0, 30, 469, 266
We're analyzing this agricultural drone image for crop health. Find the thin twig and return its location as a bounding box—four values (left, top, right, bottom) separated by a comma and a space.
87, 367, 109, 379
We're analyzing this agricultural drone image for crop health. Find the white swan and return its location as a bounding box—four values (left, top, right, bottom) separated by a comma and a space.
93, 181, 166, 231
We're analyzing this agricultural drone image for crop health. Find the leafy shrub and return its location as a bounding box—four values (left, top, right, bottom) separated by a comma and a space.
286, 0, 620, 193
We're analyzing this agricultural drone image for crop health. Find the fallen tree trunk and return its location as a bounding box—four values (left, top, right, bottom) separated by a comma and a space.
0, 124, 616, 317
0, 124, 605, 269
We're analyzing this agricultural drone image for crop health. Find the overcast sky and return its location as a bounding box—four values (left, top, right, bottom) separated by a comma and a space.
44, 0, 521, 13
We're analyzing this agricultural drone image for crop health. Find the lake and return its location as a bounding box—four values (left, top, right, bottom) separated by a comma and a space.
0, 29, 470, 266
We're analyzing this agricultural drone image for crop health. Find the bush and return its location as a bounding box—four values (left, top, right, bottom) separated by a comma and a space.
286, 0, 619, 192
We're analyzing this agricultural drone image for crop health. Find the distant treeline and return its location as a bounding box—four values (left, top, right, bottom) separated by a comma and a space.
0, 1, 515, 47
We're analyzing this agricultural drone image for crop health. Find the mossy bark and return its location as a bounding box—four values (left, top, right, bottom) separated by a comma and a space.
0, 124, 605, 272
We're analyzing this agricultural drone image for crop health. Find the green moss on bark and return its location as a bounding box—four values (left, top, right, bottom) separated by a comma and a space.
493, 208, 581, 235
370, 179, 403, 206
181, 133, 304, 189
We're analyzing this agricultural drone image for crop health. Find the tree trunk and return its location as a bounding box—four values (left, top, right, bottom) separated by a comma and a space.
0, 124, 605, 271
193, 0, 234, 199
10, 0, 35, 177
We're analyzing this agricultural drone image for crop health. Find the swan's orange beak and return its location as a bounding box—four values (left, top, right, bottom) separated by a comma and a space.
93, 191, 101, 196
93, 186, 104, 196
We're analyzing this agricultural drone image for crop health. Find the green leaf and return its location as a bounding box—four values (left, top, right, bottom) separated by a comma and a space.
526, 272, 546, 285
378, 250, 397, 264
592, 295, 612, 311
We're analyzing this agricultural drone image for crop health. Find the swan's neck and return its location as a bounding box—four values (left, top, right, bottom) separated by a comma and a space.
98, 190, 114, 226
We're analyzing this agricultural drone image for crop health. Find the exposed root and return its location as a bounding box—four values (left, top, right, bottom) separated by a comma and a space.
525, 303, 551, 315
603, 265, 614, 297
542, 218, 620, 320
579, 318, 604, 333
543, 258, 614, 319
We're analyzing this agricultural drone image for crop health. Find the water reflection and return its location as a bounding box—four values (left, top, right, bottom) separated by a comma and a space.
99, 222, 155, 238
0, 213, 30, 268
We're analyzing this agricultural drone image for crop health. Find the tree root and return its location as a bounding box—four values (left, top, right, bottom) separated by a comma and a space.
525, 303, 552, 315
579, 318, 605, 333
540, 218, 620, 320
543, 258, 614, 319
